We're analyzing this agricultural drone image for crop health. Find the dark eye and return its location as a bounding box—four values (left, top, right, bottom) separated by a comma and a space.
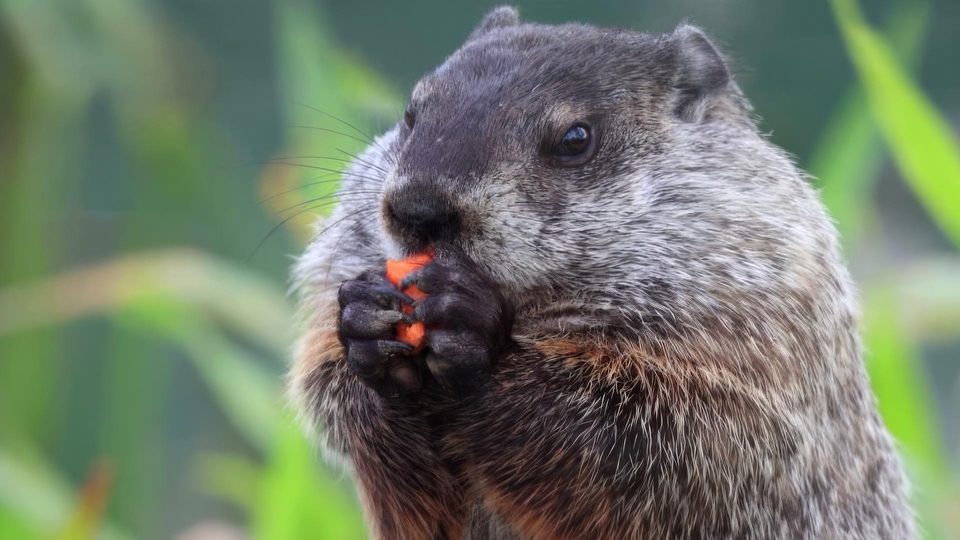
404, 103, 417, 129
558, 125, 590, 155
545, 123, 597, 166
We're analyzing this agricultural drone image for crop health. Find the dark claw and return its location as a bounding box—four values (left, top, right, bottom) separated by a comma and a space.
338, 269, 424, 398
339, 277, 415, 310
401, 264, 467, 295
345, 339, 383, 378
398, 268, 423, 291
377, 339, 415, 357
340, 301, 403, 340
372, 284, 416, 305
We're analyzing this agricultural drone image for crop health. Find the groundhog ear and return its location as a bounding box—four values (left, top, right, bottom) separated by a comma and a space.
468, 6, 520, 41
671, 24, 731, 122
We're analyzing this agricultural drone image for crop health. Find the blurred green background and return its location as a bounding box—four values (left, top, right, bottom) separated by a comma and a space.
1, 0, 959, 538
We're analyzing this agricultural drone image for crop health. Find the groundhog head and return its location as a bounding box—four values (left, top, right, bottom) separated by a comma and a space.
339, 6, 843, 339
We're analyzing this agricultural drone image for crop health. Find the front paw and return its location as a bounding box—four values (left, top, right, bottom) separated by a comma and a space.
403, 244, 514, 392
338, 271, 423, 398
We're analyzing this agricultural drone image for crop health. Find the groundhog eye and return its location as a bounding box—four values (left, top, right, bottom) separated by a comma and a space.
560, 126, 589, 153
545, 123, 597, 167
403, 103, 417, 129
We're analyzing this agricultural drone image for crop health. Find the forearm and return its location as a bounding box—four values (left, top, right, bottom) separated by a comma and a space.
307, 360, 464, 539
292, 300, 465, 540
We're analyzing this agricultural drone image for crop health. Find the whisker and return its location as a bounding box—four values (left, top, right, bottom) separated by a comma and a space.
271, 154, 391, 175
323, 216, 372, 281
290, 101, 388, 151
310, 208, 377, 262
248, 201, 375, 262
258, 172, 341, 204
335, 147, 395, 172
288, 125, 375, 147
309, 206, 380, 248
247, 206, 321, 262
271, 192, 382, 217
258, 174, 389, 206
270, 155, 354, 164
321, 209, 383, 283
256, 161, 386, 184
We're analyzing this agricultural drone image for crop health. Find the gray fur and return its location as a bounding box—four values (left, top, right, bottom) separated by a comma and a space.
291, 7, 915, 539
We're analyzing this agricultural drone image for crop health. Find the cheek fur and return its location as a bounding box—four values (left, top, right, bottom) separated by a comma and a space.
472, 210, 565, 293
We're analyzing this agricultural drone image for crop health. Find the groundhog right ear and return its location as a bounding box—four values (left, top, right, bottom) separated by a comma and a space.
468, 6, 520, 41
671, 24, 731, 122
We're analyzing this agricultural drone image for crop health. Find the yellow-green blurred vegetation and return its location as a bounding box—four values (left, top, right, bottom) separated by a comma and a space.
0, 0, 958, 538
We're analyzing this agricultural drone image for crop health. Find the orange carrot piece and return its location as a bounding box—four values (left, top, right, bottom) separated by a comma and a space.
385, 252, 433, 286
385, 252, 433, 353
396, 321, 426, 350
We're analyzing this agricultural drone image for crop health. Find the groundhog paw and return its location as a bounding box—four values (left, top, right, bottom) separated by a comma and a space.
337, 271, 424, 397
401, 243, 514, 393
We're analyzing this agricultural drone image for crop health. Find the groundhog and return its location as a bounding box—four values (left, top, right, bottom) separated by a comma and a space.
290, 6, 915, 539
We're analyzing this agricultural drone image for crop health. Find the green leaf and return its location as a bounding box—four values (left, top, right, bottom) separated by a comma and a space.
252, 419, 366, 540
810, 1, 928, 247
831, 0, 960, 249
0, 508, 41, 540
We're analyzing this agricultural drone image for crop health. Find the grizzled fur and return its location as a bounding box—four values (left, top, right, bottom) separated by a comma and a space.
291, 6, 915, 539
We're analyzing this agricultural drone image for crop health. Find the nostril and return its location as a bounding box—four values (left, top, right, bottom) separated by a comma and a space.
386, 186, 461, 243
391, 201, 459, 233
423, 208, 459, 238
391, 199, 443, 226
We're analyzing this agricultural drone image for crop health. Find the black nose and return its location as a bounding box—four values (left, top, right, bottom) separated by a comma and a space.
386, 183, 461, 245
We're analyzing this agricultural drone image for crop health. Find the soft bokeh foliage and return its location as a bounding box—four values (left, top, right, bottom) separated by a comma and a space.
0, 0, 958, 538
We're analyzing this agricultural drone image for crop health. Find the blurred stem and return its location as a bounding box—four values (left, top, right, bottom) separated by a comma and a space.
271, 0, 401, 241
194, 453, 263, 513
863, 289, 951, 539
0, 74, 85, 448
863, 292, 945, 473
85, 3, 207, 527
0, 446, 130, 540
97, 330, 168, 534
117, 297, 282, 452
0, 248, 293, 356
53, 461, 115, 540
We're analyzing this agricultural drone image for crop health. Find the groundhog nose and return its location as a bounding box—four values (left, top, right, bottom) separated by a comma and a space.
386, 184, 461, 244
